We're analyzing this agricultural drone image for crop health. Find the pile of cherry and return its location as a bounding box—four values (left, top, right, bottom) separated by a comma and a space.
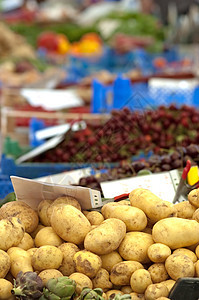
78, 144, 199, 191
33, 104, 199, 164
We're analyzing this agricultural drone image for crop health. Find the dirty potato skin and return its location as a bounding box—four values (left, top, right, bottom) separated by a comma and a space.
0, 201, 39, 233
92, 268, 113, 291
147, 243, 171, 263
73, 250, 102, 278
0, 250, 10, 278
110, 261, 144, 286
38, 269, 63, 286
165, 254, 195, 281
145, 283, 169, 300
69, 272, 93, 295
100, 251, 123, 273
31, 245, 63, 271
58, 243, 80, 276
37, 200, 53, 226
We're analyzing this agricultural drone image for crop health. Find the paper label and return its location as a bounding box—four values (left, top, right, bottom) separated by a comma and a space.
101, 170, 180, 203
11, 176, 101, 210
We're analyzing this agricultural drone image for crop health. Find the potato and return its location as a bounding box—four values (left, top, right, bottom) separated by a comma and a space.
174, 201, 196, 219
27, 248, 37, 258
0, 217, 24, 251
38, 269, 63, 286
92, 268, 113, 291
35, 227, 63, 247
104, 205, 147, 232
100, 251, 123, 273
106, 290, 124, 299
195, 260, 199, 277
129, 188, 177, 223
145, 283, 169, 300
192, 208, 199, 222
148, 264, 169, 283
130, 293, 145, 300
69, 272, 93, 294
84, 218, 126, 255
119, 232, 154, 263
30, 224, 45, 239
0, 279, 13, 299
165, 254, 195, 280
73, 250, 102, 278
188, 188, 199, 208
7, 247, 33, 277
51, 205, 91, 245
196, 245, 199, 258
161, 280, 175, 292
130, 269, 152, 294
101, 203, 121, 219
156, 298, 170, 300
110, 261, 144, 286
0, 201, 38, 233
52, 196, 81, 211
32, 245, 63, 271
147, 244, 171, 263
86, 211, 104, 225
120, 286, 132, 294
117, 200, 130, 206
0, 250, 10, 278
83, 211, 90, 216
173, 248, 197, 263
38, 200, 53, 226
152, 217, 199, 249
17, 233, 34, 250
58, 243, 80, 276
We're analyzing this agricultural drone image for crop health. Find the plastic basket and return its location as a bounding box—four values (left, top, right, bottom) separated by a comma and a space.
0, 175, 14, 199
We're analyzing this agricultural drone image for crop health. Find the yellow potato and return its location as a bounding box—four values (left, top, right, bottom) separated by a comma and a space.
30, 224, 45, 239
130, 269, 152, 294
152, 217, 199, 249
0, 250, 10, 278
110, 261, 144, 286
147, 243, 171, 263
92, 268, 113, 291
195, 260, 199, 277
130, 293, 145, 300
119, 232, 154, 263
196, 245, 199, 259
17, 233, 34, 250
35, 227, 63, 247
101, 203, 121, 219
129, 188, 177, 223
161, 280, 176, 292
84, 218, 126, 255
86, 211, 104, 225
51, 205, 91, 245
106, 290, 124, 299
7, 247, 33, 278
120, 286, 132, 294
0, 279, 13, 300
58, 243, 80, 276
173, 248, 197, 263
117, 200, 130, 206
156, 298, 170, 300
32, 245, 63, 271
192, 208, 199, 222
73, 250, 102, 278
38, 269, 63, 286
188, 188, 199, 208
165, 254, 195, 280
174, 201, 196, 219
69, 272, 93, 295
100, 251, 123, 273
27, 248, 37, 259
0, 217, 24, 251
104, 205, 147, 232
0, 201, 38, 233
38, 200, 53, 226
148, 264, 169, 283
145, 283, 169, 300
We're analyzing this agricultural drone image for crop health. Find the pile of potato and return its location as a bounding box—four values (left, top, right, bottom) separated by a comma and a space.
1, 188, 199, 300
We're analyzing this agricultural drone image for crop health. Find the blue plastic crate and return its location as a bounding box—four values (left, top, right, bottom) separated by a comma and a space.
0, 175, 14, 199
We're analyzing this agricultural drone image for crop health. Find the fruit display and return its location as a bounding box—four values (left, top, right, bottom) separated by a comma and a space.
0, 187, 199, 299
32, 105, 199, 164
78, 144, 199, 192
